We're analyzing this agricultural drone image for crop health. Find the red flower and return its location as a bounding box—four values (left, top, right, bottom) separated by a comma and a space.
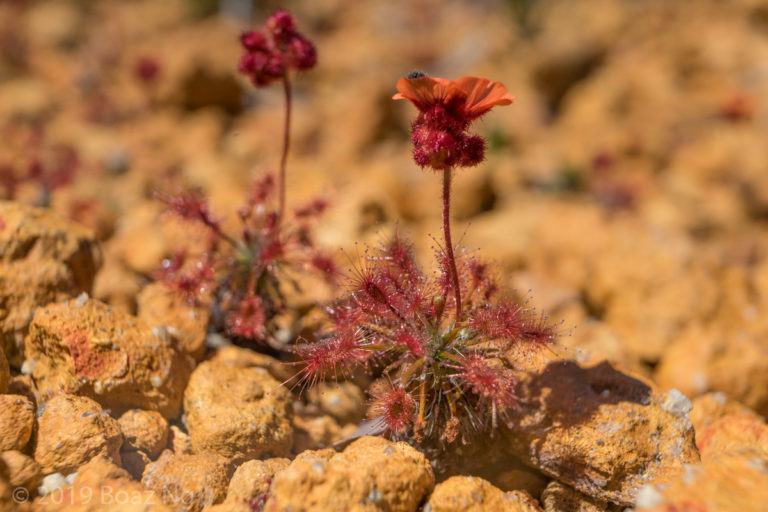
393, 75, 514, 121
393, 75, 514, 170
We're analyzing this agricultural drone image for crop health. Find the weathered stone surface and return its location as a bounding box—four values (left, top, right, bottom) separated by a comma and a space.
292, 413, 343, 453
0, 394, 34, 451
689, 392, 762, 435
540, 481, 612, 512
137, 283, 209, 362
636, 413, 768, 511
182, 359, 293, 461
696, 414, 768, 461
68, 454, 132, 486
655, 324, 768, 417
0, 451, 42, 496
118, 409, 169, 458
0, 348, 8, 393
308, 382, 366, 426
634, 453, 768, 512
0, 456, 21, 512
0, 201, 102, 366
265, 436, 434, 512
142, 451, 233, 512
35, 455, 171, 511
505, 361, 699, 507
33, 395, 122, 474
120, 448, 151, 482
426, 476, 543, 512
25, 297, 193, 418
208, 345, 293, 383
91, 253, 142, 315
225, 458, 289, 504
168, 425, 193, 455
202, 502, 251, 512
6, 375, 39, 408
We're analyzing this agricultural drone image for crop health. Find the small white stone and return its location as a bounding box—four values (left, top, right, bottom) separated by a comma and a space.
91, 338, 112, 347
635, 485, 665, 508
75, 292, 89, 308
151, 326, 170, 343
21, 359, 35, 375
93, 381, 104, 394
205, 333, 230, 349
662, 389, 693, 416
38, 473, 68, 497
151, 375, 163, 388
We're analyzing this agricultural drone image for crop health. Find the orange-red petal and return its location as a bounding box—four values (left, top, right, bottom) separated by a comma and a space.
393, 76, 462, 111
453, 76, 515, 119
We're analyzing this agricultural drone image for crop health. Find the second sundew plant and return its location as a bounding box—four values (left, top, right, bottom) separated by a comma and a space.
294, 74, 557, 444
154, 10, 333, 347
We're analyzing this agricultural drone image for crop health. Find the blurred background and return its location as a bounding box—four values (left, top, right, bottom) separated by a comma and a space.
2, 0, 768, 416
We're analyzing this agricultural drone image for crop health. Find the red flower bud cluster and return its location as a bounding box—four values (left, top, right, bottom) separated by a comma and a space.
238, 9, 317, 87
394, 75, 514, 171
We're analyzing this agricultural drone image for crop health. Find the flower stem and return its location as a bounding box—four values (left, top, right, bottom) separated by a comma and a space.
278, 73, 292, 227
442, 168, 462, 320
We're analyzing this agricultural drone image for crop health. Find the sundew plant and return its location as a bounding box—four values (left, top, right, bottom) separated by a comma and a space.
154, 10, 335, 348
293, 74, 557, 444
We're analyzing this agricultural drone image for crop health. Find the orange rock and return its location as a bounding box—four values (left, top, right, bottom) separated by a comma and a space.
0, 394, 34, 452
426, 476, 543, 512
136, 282, 210, 362
264, 436, 434, 512
540, 481, 612, 512
182, 359, 293, 462
167, 425, 192, 456
0, 451, 42, 498
35, 455, 170, 511
291, 414, 342, 453
208, 345, 293, 383
0, 201, 102, 366
118, 409, 169, 459
689, 392, 762, 435
142, 451, 233, 512
225, 458, 289, 504
25, 297, 193, 419
696, 414, 768, 461
33, 395, 122, 474
634, 453, 768, 512
656, 323, 768, 417
307, 381, 366, 426
505, 361, 699, 507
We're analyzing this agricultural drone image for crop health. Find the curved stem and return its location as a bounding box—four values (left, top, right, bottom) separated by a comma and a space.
442, 168, 462, 321
278, 73, 292, 227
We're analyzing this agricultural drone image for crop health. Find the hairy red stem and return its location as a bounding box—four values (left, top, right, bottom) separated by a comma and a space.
278, 73, 292, 226
442, 168, 462, 320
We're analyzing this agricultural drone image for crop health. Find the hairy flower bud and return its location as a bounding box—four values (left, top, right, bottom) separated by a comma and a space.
238, 9, 316, 88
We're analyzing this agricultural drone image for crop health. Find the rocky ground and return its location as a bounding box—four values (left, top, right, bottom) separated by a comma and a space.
2, 0, 768, 510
